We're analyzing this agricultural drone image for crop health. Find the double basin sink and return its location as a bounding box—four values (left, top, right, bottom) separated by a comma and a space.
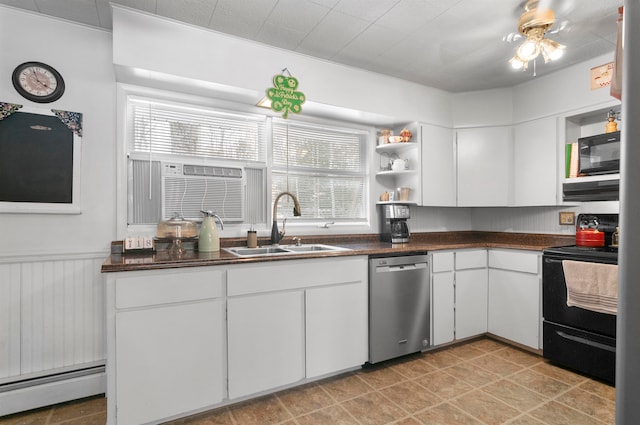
224, 244, 350, 258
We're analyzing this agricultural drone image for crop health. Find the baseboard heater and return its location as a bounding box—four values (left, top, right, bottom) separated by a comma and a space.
0, 365, 106, 416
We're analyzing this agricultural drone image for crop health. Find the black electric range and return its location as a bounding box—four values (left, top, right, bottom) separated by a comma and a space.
542, 213, 618, 384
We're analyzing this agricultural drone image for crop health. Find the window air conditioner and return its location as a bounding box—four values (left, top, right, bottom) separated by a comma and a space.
161, 162, 244, 222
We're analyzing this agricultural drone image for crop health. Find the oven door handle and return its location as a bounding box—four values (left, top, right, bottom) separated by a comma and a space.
556, 330, 616, 352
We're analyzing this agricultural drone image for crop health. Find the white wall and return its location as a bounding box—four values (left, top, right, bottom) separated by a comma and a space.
0, 6, 622, 249
0, 7, 116, 256
513, 52, 619, 123
410, 207, 472, 232
111, 6, 453, 128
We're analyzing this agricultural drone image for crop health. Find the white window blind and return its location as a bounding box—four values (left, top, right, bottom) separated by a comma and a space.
129, 97, 266, 161
272, 120, 367, 222
126, 97, 267, 226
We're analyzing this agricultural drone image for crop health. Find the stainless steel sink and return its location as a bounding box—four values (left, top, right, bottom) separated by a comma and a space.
224, 247, 291, 257
284, 244, 350, 253
224, 244, 350, 257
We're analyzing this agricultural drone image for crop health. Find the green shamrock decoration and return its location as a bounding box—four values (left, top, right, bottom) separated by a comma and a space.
266, 74, 306, 119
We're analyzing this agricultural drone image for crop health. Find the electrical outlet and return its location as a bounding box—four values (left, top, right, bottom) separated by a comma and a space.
559, 212, 576, 225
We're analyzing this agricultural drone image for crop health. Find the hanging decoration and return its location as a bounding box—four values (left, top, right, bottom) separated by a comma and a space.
52, 109, 83, 137
0, 102, 23, 121
266, 68, 305, 119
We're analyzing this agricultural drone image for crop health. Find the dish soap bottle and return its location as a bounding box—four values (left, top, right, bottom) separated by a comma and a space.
199, 210, 224, 252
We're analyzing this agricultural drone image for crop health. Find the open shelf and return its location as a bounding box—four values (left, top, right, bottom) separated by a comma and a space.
375, 142, 416, 154
376, 169, 417, 177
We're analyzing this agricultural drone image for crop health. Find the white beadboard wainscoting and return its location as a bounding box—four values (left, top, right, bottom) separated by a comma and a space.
0, 252, 107, 416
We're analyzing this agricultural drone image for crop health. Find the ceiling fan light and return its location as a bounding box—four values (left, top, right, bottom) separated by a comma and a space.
510, 56, 525, 70
541, 38, 565, 61
517, 39, 540, 61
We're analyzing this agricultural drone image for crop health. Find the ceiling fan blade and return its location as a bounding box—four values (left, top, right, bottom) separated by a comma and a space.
548, 19, 571, 34
503, 32, 523, 43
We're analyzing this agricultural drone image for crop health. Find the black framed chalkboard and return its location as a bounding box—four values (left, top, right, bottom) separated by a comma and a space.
0, 104, 82, 214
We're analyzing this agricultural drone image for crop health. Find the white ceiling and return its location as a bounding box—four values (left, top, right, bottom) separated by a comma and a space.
1, 0, 622, 92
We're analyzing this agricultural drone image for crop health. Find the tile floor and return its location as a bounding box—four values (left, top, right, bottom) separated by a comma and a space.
0, 337, 615, 425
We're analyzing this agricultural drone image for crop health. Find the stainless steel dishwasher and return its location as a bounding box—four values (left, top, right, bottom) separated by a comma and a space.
369, 254, 430, 364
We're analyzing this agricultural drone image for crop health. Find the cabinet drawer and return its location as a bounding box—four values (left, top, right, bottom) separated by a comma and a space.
432, 252, 454, 272
228, 256, 366, 296
488, 250, 539, 274
456, 250, 487, 270
115, 269, 224, 309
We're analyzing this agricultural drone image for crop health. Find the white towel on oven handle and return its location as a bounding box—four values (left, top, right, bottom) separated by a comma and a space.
562, 260, 618, 315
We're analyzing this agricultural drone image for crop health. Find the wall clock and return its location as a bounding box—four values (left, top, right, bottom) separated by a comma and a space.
12, 61, 65, 103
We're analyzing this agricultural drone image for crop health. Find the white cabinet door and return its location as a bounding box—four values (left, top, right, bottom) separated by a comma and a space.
488, 269, 540, 349
115, 300, 224, 425
457, 127, 513, 206
514, 117, 558, 206
432, 272, 455, 346
456, 269, 488, 339
306, 282, 367, 378
227, 291, 305, 399
421, 123, 455, 206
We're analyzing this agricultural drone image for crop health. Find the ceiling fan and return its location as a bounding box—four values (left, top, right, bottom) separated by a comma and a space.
508, 0, 567, 71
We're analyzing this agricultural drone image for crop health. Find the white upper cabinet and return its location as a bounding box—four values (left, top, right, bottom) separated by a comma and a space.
513, 117, 558, 206
421, 123, 456, 206
456, 126, 514, 207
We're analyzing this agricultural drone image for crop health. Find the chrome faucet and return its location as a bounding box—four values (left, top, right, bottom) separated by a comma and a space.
271, 191, 301, 245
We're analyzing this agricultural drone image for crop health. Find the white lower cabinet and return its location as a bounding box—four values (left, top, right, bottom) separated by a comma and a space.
432, 270, 455, 346
431, 250, 487, 346
487, 250, 541, 349
456, 268, 488, 339
306, 282, 367, 378
227, 291, 305, 399
226, 256, 368, 400
106, 256, 368, 424
106, 268, 225, 425
116, 300, 224, 425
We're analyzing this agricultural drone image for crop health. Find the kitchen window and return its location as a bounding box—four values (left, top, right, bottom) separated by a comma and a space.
124, 93, 369, 232
272, 119, 368, 224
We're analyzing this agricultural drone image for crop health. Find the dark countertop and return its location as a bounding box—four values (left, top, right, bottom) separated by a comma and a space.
102, 231, 574, 273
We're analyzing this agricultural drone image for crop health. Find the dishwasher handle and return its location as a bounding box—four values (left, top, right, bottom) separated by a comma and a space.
376, 263, 427, 273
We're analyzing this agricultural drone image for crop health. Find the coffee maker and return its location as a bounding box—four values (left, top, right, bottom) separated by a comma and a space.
380, 204, 410, 243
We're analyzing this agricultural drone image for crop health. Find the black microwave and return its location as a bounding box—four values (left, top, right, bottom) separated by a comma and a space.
578, 131, 620, 175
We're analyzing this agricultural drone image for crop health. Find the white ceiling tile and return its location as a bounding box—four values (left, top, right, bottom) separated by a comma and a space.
297, 10, 369, 58
334, 0, 398, 22
257, 21, 307, 51
309, 0, 340, 7
0, 0, 38, 11
266, 0, 330, 34
156, 0, 217, 27
34, 0, 101, 26
335, 23, 406, 63
376, 0, 447, 33
208, 0, 276, 39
